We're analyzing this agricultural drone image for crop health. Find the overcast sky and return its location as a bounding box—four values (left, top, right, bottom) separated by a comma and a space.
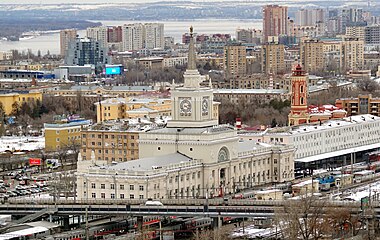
0, 0, 213, 3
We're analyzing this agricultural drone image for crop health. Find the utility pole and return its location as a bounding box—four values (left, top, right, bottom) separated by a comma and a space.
85, 205, 89, 240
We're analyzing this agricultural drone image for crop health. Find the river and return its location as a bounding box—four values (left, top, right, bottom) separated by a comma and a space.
0, 19, 262, 55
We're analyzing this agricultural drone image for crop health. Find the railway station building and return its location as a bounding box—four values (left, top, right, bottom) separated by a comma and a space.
76, 28, 295, 200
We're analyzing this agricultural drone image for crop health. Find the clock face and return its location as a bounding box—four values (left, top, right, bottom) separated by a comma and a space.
202, 97, 209, 116
179, 98, 192, 116
218, 147, 229, 162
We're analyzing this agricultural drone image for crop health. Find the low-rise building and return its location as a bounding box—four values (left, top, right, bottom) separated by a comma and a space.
240, 114, 380, 175
292, 179, 319, 196
77, 141, 294, 200
336, 94, 380, 117
94, 97, 171, 123
80, 121, 140, 163
44, 118, 92, 151
254, 189, 283, 200
213, 89, 289, 105
0, 90, 42, 115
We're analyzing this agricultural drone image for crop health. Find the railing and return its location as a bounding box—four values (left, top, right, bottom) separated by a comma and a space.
6, 198, 362, 208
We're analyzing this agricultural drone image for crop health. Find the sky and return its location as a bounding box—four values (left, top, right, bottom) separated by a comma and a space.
1, 0, 201, 3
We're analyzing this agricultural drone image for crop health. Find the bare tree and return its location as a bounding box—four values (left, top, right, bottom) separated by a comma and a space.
275, 197, 329, 240
192, 227, 230, 240
357, 78, 379, 93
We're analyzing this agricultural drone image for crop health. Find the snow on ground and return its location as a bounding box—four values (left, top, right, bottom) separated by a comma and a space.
344, 181, 380, 201
231, 224, 275, 238
0, 136, 44, 153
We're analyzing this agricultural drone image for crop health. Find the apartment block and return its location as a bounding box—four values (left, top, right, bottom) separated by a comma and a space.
336, 94, 380, 117
44, 119, 91, 151
122, 23, 144, 51
223, 45, 247, 78
86, 26, 108, 48
261, 43, 286, 74
60, 29, 77, 56
263, 5, 289, 42
80, 121, 140, 163
340, 37, 364, 72
300, 39, 324, 73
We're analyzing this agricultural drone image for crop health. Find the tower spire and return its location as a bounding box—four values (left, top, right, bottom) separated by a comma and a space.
187, 26, 196, 70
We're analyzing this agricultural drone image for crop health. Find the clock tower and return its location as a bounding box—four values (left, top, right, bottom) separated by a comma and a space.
167, 27, 218, 128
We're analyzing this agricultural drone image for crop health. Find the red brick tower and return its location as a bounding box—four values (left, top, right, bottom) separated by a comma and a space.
288, 64, 309, 126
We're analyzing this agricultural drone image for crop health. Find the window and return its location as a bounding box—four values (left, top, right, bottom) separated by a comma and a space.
111, 193, 115, 199
139, 195, 144, 199
91, 183, 96, 189
139, 185, 144, 191
120, 184, 124, 190
56, 138, 60, 142
101, 193, 105, 199
91, 193, 96, 198
130, 194, 135, 199
120, 194, 124, 199
111, 184, 115, 190
130, 185, 134, 190
100, 184, 105, 189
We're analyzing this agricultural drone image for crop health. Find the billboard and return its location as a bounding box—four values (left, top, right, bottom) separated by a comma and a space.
29, 158, 41, 166
105, 65, 123, 75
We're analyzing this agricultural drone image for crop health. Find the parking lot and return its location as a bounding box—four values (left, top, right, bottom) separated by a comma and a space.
0, 168, 51, 200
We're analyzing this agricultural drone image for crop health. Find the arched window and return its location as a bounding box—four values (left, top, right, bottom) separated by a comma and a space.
300, 85, 304, 93
300, 97, 304, 105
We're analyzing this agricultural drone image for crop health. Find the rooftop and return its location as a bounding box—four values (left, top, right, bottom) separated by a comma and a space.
213, 89, 288, 95
91, 153, 196, 172
44, 119, 92, 129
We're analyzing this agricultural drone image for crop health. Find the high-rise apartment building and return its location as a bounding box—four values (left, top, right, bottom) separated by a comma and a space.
60, 29, 77, 56
365, 25, 380, 45
144, 23, 164, 49
122, 23, 144, 51
86, 26, 108, 48
295, 9, 325, 26
122, 23, 165, 51
107, 26, 123, 43
263, 5, 289, 42
300, 39, 324, 73
65, 38, 111, 68
340, 37, 364, 72
341, 8, 364, 32
236, 29, 253, 43
223, 45, 247, 79
346, 26, 366, 41
261, 42, 285, 74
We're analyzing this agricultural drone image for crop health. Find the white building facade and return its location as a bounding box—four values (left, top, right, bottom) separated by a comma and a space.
76, 28, 295, 200
86, 26, 108, 48
144, 23, 164, 49
240, 114, 380, 163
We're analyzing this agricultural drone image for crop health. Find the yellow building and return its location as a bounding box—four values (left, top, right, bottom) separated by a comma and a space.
0, 90, 42, 115
300, 39, 324, 73
224, 45, 247, 78
95, 97, 172, 123
340, 37, 364, 72
261, 42, 286, 74
81, 121, 140, 163
44, 119, 92, 151
197, 56, 224, 69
